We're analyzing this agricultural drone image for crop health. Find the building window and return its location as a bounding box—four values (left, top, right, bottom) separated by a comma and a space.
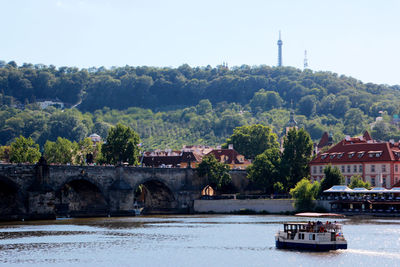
383, 177, 386, 187
353, 165, 357, 172
371, 177, 375, 186
341, 166, 345, 173
347, 165, 351, 173
313, 166, 317, 174
347, 177, 351, 184
359, 165, 363, 172
319, 166, 323, 173
371, 165, 375, 173
382, 165, 386, 173
396, 165, 399, 172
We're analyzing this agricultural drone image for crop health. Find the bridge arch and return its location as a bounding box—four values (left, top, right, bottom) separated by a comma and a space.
133, 177, 177, 213
0, 176, 24, 217
56, 176, 109, 216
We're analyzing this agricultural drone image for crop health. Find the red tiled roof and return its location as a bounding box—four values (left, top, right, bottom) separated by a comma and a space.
317, 132, 329, 148
207, 149, 248, 164
310, 139, 400, 164
363, 131, 372, 141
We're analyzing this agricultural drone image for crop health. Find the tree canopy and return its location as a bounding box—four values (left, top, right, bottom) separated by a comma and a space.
44, 137, 77, 164
9, 136, 41, 163
281, 128, 314, 189
1, 62, 400, 151
348, 175, 371, 189
101, 123, 141, 165
320, 165, 345, 193
224, 124, 279, 160
247, 147, 282, 193
196, 154, 231, 191
290, 178, 320, 212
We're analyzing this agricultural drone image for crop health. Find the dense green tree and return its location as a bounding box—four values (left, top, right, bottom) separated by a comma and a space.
101, 123, 141, 165
75, 137, 96, 165
196, 154, 231, 190
348, 175, 371, 189
290, 178, 320, 212
298, 95, 317, 117
249, 89, 283, 112
224, 124, 279, 160
0, 145, 10, 162
344, 108, 368, 136
9, 136, 41, 163
196, 99, 212, 115
371, 121, 391, 141
281, 128, 313, 189
332, 95, 351, 117
247, 147, 282, 193
320, 165, 344, 193
44, 137, 78, 164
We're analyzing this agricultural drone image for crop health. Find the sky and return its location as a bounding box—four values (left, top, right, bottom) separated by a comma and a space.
1, 0, 400, 85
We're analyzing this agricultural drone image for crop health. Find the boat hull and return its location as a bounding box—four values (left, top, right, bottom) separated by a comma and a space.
276, 240, 347, 251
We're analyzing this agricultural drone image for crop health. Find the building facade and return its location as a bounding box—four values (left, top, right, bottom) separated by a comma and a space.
206, 146, 251, 170
310, 132, 400, 188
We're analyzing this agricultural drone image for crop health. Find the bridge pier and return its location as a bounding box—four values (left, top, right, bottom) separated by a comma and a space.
25, 158, 56, 220
109, 176, 135, 216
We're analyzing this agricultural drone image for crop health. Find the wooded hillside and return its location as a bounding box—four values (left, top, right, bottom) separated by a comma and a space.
1, 61, 400, 149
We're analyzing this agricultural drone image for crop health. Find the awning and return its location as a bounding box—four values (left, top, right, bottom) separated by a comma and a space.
323, 185, 353, 193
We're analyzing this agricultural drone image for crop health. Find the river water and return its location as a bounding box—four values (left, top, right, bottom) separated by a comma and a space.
0, 215, 399, 266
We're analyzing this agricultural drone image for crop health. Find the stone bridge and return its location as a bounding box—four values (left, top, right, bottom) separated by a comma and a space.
0, 162, 247, 220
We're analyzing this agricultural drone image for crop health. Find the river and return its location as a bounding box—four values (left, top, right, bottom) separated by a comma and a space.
0, 215, 399, 266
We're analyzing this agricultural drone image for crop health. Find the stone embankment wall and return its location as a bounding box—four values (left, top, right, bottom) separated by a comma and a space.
194, 199, 295, 213
194, 199, 332, 213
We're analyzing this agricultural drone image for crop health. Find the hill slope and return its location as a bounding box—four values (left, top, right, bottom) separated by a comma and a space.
1, 62, 400, 149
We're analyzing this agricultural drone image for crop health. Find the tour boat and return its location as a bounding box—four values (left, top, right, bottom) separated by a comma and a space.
275, 221, 347, 251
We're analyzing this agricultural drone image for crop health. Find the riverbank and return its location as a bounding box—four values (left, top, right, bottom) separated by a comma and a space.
193, 199, 331, 214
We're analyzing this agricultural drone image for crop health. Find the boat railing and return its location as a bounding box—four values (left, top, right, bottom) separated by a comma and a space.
284, 222, 342, 234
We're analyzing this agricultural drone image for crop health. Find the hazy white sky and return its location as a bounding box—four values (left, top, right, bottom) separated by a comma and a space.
1, 0, 400, 85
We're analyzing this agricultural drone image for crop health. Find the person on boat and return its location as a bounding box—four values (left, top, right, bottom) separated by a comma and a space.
307, 221, 311, 232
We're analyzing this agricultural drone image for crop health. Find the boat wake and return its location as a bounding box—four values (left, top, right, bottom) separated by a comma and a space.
347, 249, 400, 259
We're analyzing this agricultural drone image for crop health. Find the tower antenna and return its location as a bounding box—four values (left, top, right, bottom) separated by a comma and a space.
277, 31, 283, 67
304, 50, 308, 69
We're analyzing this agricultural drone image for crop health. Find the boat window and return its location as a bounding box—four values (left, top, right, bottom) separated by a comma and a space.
309, 234, 313, 240
313, 234, 315, 240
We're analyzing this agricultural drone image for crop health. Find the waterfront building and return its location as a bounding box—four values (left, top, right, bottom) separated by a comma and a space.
323, 185, 400, 213
310, 131, 400, 188
206, 144, 251, 170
